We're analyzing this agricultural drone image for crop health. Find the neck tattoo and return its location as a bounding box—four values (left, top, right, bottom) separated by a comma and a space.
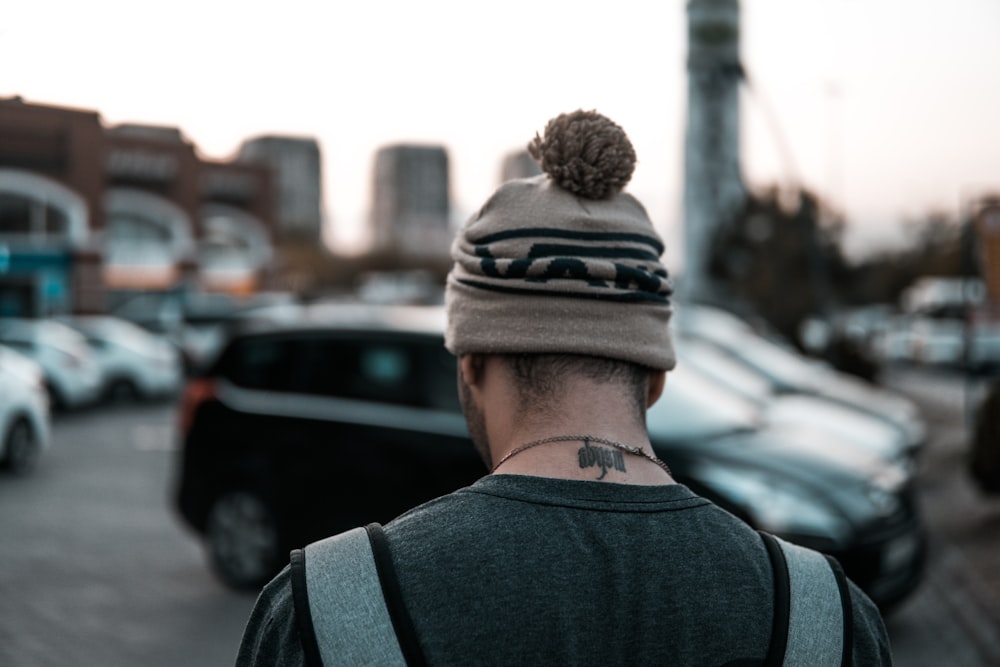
490, 435, 673, 480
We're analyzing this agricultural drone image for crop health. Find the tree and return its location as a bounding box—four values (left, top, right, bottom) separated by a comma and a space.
846, 212, 972, 306
707, 186, 849, 345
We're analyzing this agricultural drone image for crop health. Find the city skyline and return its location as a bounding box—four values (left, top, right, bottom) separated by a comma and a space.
4, 0, 998, 269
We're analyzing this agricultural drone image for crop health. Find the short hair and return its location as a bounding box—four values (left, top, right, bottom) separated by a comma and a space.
497, 353, 652, 421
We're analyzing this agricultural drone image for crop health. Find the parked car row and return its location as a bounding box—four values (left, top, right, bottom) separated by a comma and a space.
56, 316, 182, 403
873, 314, 1000, 371
672, 304, 928, 455
0, 316, 183, 412
0, 315, 184, 475
674, 337, 917, 468
109, 290, 297, 375
822, 284, 1000, 372
173, 302, 927, 611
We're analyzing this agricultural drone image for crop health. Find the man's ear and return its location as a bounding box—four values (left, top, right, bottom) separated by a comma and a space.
647, 370, 667, 408
458, 354, 484, 388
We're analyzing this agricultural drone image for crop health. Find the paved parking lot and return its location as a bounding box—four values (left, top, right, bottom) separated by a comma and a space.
883, 367, 1000, 666
0, 401, 255, 667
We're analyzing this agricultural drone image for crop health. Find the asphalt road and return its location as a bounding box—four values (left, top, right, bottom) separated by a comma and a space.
0, 367, 997, 666
881, 367, 1000, 667
0, 400, 255, 667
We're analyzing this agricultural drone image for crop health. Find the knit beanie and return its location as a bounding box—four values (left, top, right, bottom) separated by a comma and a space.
445, 110, 676, 371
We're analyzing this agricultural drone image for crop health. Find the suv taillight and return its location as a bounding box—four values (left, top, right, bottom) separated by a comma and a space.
179, 378, 217, 435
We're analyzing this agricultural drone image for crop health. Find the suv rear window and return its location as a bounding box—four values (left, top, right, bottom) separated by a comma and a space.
219, 331, 459, 411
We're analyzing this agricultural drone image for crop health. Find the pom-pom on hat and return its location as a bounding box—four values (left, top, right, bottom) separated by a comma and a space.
445, 109, 676, 371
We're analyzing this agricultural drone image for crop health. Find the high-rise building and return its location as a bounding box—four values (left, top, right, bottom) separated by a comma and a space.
371, 144, 451, 257
499, 149, 541, 184
238, 136, 323, 243
683, 0, 746, 304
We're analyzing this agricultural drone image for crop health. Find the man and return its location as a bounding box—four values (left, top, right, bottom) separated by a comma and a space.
237, 110, 892, 665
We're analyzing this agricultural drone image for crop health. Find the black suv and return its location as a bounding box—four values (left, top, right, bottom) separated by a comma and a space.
174, 304, 482, 587
173, 303, 925, 610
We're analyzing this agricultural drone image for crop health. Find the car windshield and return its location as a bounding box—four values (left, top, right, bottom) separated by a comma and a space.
715, 334, 825, 390
39, 322, 91, 356
0, 320, 82, 354
93, 318, 160, 354
647, 363, 761, 441
675, 337, 774, 406
676, 304, 827, 390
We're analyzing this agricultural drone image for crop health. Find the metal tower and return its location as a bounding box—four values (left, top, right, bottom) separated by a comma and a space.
682, 0, 746, 304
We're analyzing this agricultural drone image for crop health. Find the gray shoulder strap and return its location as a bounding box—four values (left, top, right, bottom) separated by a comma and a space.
301, 527, 407, 666
776, 536, 848, 667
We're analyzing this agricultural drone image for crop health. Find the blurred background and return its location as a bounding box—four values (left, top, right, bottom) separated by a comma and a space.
1, 0, 998, 665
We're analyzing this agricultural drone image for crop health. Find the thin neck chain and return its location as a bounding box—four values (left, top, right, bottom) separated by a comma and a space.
491, 434, 672, 478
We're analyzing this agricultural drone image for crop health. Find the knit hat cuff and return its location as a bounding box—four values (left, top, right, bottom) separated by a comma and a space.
445, 276, 676, 370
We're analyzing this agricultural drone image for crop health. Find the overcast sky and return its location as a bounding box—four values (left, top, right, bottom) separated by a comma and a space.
4, 0, 999, 267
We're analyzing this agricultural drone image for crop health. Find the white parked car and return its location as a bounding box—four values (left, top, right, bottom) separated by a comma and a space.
58, 316, 182, 402
0, 344, 51, 473
0, 319, 102, 410
675, 336, 915, 468
673, 303, 927, 456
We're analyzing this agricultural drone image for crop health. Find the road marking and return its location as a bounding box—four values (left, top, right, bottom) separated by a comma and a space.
132, 425, 177, 452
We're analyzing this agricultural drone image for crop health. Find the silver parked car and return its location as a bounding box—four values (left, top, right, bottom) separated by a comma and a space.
58, 315, 183, 403
0, 318, 102, 410
673, 304, 927, 456
0, 344, 51, 473
675, 336, 916, 468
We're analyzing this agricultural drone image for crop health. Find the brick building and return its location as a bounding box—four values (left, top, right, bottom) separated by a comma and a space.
0, 97, 278, 317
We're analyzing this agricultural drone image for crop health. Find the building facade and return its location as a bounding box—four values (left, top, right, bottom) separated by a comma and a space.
238, 135, 323, 243
0, 97, 279, 317
371, 144, 451, 258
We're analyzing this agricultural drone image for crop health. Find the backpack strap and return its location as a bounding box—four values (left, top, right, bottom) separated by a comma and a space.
826, 555, 854, 666
366, 524, 428, 667
290, 523, 424, 667
761, 532, 790, 667
759, 531, 852, 667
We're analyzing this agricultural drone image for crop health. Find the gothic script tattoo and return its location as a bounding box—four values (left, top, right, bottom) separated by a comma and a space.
578, 439, 626, 480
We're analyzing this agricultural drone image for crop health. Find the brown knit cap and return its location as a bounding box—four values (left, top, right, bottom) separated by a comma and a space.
445, 110, 675, 370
